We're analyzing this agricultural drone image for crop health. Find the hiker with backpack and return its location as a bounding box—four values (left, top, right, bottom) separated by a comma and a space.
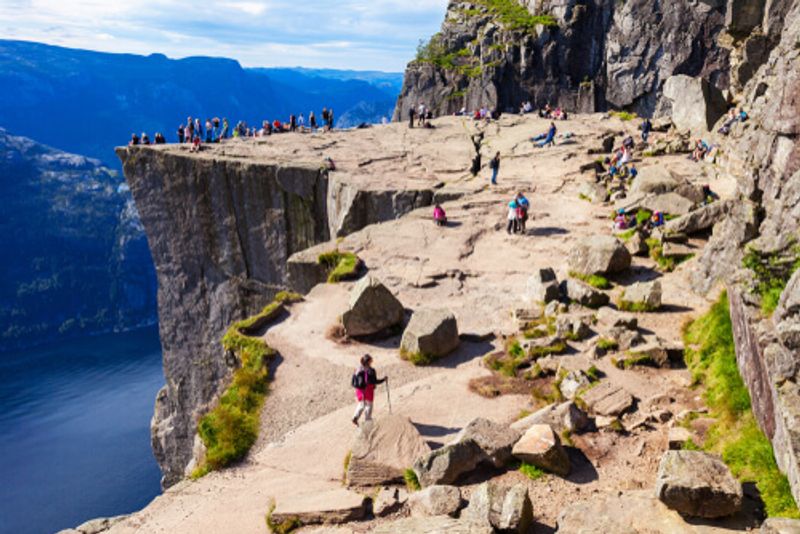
351, 354, 387, 426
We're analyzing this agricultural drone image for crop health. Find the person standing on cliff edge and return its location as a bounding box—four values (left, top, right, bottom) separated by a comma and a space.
409, 107, 416, 129
489, 151, 500, 185
351, 354, 386, 425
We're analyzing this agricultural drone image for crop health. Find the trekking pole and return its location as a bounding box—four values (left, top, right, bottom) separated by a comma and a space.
385, 378, 393, 414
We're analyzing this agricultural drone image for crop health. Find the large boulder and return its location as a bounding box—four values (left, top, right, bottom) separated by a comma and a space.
526, 268, 560, 303
619, 280, 662, 311
511, 401, 590, 435
631, 167, 679, 195
413, 439, 484, 487
400, 309, 460, 361
269, 488, 369, 528
567, 235, 631, 276
462, 482, 533, 534
655, 450, 743, 518
664, 201, 730, 236
643, 192, 696, 216
346, 415, 432, 487
662, 75, 727, 134
341, 276, 404, 337
512, 424, 570, 476
556, 490, 736, 533
579, 181, 609, 203
453, 418, 521, 468
560, 279, 610, 309
407, 485, 463, 517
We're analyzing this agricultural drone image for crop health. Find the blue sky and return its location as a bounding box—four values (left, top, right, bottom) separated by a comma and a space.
0, 0, 448, 71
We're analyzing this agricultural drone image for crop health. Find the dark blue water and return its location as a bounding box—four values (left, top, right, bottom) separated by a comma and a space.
0, 327, 164, 534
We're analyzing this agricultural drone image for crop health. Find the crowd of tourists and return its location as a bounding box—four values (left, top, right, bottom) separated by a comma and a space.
128, 108, 339, 147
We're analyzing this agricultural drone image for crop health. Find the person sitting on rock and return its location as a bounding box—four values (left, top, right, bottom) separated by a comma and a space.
433, 203, 447, 226
614, 209, 631, 231
690, 139, 709, 161
628, 164, 638, 181
649, 211, 665, 228
352, 354, 386, 426
141, 133, 150, 145
129, 133, 140, 146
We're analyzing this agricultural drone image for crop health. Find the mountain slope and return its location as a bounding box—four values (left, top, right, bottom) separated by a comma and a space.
0, 128, 156, 350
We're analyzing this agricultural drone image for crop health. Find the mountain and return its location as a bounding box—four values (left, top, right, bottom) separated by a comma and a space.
0, 40, 403, 167
0, 128, 156, 351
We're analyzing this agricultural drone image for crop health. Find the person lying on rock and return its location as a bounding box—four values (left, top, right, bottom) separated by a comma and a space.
351, 354, 386, 426
433, 203, 447, 226
531, 122, 557, 147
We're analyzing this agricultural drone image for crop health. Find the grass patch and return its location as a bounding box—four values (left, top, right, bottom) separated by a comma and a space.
265, 500, 301, 534
586, 365, 601, 382
636, 209, 652, 226
561, 429, 574, 447
646, 238, 692, 272
569, 271, 612, 289
742, 244, 800, 316
614, 353, 656, 370
519, 462, 547, 480
617, 228, 637, 241
400, 348, 435, 366
475, 0, 558, 31
529, 339, 568, 358
404, 468, 421, 491
342, 450, 352, 484
683, 292, 800, 518
193, 292, 301, 477
617, 293, 659, 313
522, 315, 556, 339
610, 110, 637, 121
597, 338, 619, 351
318, 250, 360, 283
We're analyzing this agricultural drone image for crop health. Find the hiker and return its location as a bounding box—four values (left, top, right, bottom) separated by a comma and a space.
641, 118, 652, 143
329, 109, 335, 129
298, 114, 305, 130
433, 203, 447, 226
532, 122, 557, 147
141, 133, 151, 145
516, 192, 529, 233
177, 125, 185, 144
289, 114, 297, 132
489, 152, 500, 184
129, 133, 140, 146
309, 111, 317, 130
690, 139, 709, 162
190, 135, 201, 153
154, 132, 166, 144
205, 120, 213, 143
629, 164, 638, 180
195, 118, 203, 141
221, 118, 229, 140
506, 199, 519, 234
614, 209, 631, 231
408, 107, 416, 128
351, 354, 386, 425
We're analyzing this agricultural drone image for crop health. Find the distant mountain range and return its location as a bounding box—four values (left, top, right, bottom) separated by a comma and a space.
0, 40, 403, 167
0, 40, 403, 350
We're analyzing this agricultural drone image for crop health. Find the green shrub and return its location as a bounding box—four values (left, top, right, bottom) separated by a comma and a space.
636, 209, 652, 226
519, 462, 546, 480
586, 365, 601, 382
265, 501, 302, 534
617, 295, 659, 313
742, 245, 800, 316
475, 0, 558, 31
617, 228, 637, 241
646, 238, 692, 272
683, 292, 800, 518
400, 348, 435, 366
318, 250, 360, 283
610, 110, 637, 121
404, 468, 421, 491
569, 271, 611, 289
529, 339, 567, 358
597, 338, 619, 351
193, 293, 301, 477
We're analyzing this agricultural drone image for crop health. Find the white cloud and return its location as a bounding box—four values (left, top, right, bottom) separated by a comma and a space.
0, 0, 448, 70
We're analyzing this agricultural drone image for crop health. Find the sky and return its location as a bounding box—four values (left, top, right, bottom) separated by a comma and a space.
0, 0, 448, 71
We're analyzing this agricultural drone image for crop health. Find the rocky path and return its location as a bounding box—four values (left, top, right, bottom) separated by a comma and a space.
105, 114, 750, 533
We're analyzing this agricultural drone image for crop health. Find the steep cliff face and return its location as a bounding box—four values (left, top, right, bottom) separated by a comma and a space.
394, 0, 731, 119
117, 147, 330, 487
692, 0, 800, 503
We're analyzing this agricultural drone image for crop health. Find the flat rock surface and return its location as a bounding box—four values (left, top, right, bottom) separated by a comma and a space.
106, 113, 744, 532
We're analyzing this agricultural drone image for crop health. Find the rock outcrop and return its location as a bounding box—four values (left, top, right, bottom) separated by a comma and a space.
463, 482, 533, 534
512, 424, 570, 476
400, 308, 460, 360
342, 277, 405, 337
346, 415, 432, 487
395, 0, 731, 118
655, 450, 743, 518
118, 147, 331, 487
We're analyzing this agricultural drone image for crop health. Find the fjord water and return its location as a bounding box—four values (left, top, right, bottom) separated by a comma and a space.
0, 327, 163, 534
